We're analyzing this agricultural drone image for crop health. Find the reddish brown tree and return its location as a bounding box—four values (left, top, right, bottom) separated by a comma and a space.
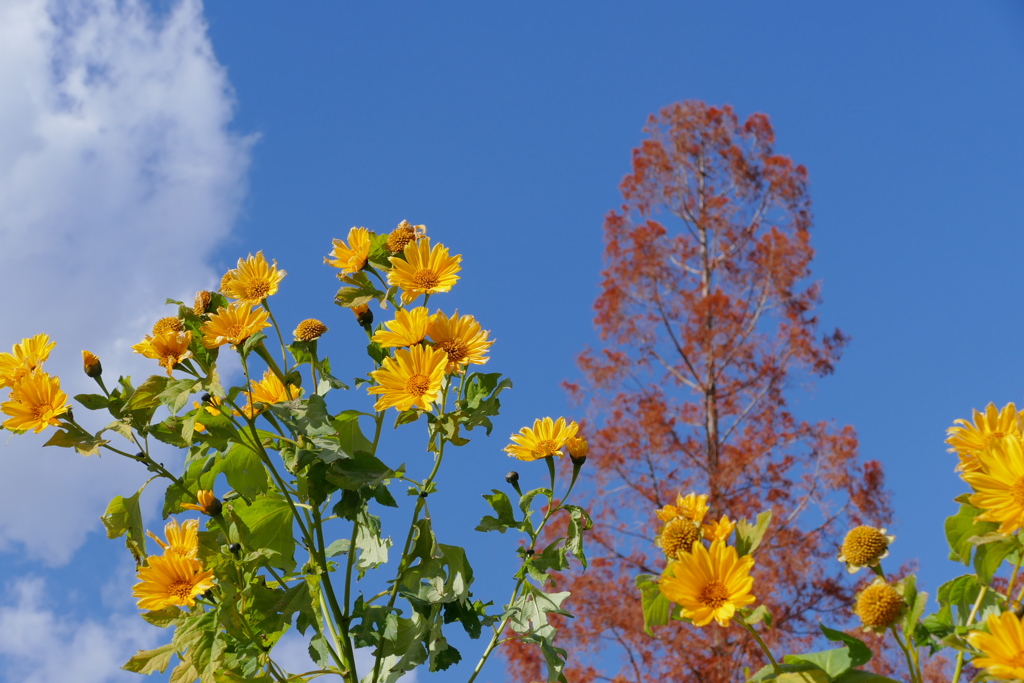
505, 101, 891, 682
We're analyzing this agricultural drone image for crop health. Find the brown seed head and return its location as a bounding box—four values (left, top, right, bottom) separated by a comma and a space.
153, 317, 184, 336
194, 290, 213, 315
657, 518, 701, 560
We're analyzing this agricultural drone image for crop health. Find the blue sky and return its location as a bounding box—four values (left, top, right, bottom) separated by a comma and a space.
1, 1, 1023, 681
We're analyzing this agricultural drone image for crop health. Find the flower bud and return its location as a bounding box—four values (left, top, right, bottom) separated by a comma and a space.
567, 436, 588, 464
352, 304, 373, 327
194, 290, 213, 315
505, 470, 522, 495
228, 542, 241, 554
82, 350, 102, 378
181, 489, 222, 517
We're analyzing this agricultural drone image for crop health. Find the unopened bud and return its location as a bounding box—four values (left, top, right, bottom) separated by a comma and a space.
82, 350, 102, 378
201, 393, 213, 404
352, 304, 373, 327
505, 471, 519, 486
567, 436, 588, 465
228, 542, 241, 554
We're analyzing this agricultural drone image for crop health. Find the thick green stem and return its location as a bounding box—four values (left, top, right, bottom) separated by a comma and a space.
952, 586, 989, 683
891, 626, 920, 683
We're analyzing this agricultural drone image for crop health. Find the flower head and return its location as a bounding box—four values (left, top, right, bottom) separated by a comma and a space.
387, 237, 461, 305
132, 552, 215, 611
656, 518, 702, 560
367, 344, 448, 412
221, 251, 286, 303
294, 318, 328, 342
152, 317, 184, 336
201, 303, 272, 349
838, 525, 894, 573
968, 611, 1024, 680
948, 403, 1024, 473
132, 331, 193, 376
194, 290, 213, 315
82, 350, 102, 378
372, 308, 430, 348
0, 334, 56, 388
326, 227, 371, 274
181, 490, 222, 516
853, 579, 905, 633
2, 371, 69, 433
387, 220, 426, 253
963, 435, 1024, 534
567, 435, 588, 464
656, 492, 710, 525
703, 515, 736, 543
352, 304, 374, 327
427, 310, 493, 373
240, 369, 300, 418
504, 417, 579, 462
147, 519, 199, 559
660, 539, 756, 627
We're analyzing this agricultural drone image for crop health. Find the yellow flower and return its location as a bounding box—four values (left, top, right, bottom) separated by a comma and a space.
132, 552, 215, 611
146, 519, 199, 559
132, 331, 193, 376
963, 436, 1024, 534
82, 350, 102, 378
838, 525, 894, 573
656, 518, 702, 560
427, 310, 493, 373
703, 515, 736, 543
1, 371, 69, 433
294, 319, 328, 342
660, 539, 756, 627
968, 611, 1024, 680
326, 227, 371, 274
387, 237, 461, 305
181, 490, 222, 516
372, 307, 430, 348
194, 290, 213, 315
152, 317, 184, 335
504, 417, 579, 462
240, 369, 300, 418
221, 251, 286, 303
387, 220, 426, 253
0, 334, 56, 388
656, 492, 710, 525
948, 403, 1024, 473
367, 344, 448, 412
853, 579, 905, 633
201, 303, 272, 349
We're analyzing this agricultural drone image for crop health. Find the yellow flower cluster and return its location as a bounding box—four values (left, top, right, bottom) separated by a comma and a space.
650, 491, 752, 628
0, 334, 69, 434
947, 403, 1024, 534
330, 222, 493, 413
133, 519, 215, 611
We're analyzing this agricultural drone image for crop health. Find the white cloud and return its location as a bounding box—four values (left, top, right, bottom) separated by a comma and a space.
0, 575, 162, 683
0, 0, 252, 564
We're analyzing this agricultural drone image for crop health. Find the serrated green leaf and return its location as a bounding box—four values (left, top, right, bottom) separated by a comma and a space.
735, 509, 772, 557
636, 573, 670, 635
122, 642, 177, 674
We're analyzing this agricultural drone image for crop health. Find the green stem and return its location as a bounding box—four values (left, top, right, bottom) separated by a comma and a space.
951, 586, 989, 683
1007, 553, 1024, 610
261, 298, 291, 371
891, 626, 919, 683
739, 621, 781, 676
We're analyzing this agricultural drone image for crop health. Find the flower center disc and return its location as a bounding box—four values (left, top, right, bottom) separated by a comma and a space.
1012, 477, 1024, 506
412, 269, 440, 289
536, 439, 558, 456
169, 580, 194, 601
406, 373, 431, 396
440, 339, 469, 364
700, 580, 729, 609
247, 282, 271, 300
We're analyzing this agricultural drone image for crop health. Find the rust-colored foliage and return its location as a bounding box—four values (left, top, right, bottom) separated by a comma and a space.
505, 101, 892, 682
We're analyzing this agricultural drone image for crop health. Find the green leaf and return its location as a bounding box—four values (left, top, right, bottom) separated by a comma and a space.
126, 375, 171, 412
354, 507, 391, 576
269, 394, 334, 438
43, 425, 108, 457
74, 393, 109, 410
506, 583, 571, 637
101, 489, 147, 559
820, 624, 872, 668
475, 490, 520, 533
735, 509, 772, 557
141, 606, 186, 628
784, 647, 853, 678
331, 410, 375, 460
563, 504, 591, 569
237, 496, 296, 572
158, 378, 199, 414
202, 445, 269, 499
745, 605, 773, 628
937, 574, 1000, 626
636, 573, 670, 635
335, 271, 385, 308
122, 642, 177, 674
974, 538, 1016, 586
946, 501, 998, 565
